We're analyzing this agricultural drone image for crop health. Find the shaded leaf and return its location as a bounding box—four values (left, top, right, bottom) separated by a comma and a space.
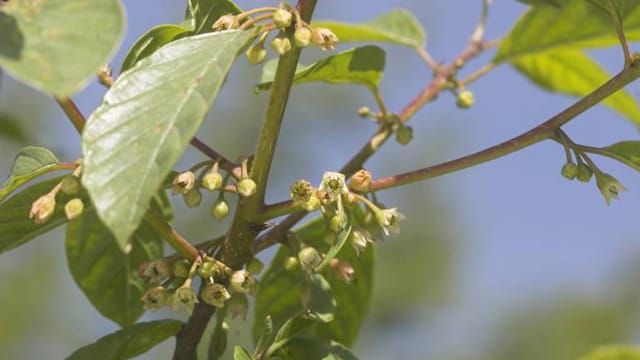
120, 24, 191, 73
494, 0, 640, 63
277, 337, 359, 360
0, 177, 83, 254
66, 210, 164, 327
0, 113, 28, 142
511, 48, 640, 124
0, 0, 125, 96
82, 30, 255, 249
578, 345, 640, 360
256, 46, 385, 93
515, 0, 566, 7
313, 9, 426, 48
304, 273, 337, 323
182, 0, 242, 34
233, 346, 256, 360
0, 146, 60, 202
66, 320, 182, 360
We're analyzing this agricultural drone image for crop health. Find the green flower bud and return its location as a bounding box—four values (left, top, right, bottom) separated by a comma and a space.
172, 259, 191, 278
139, 258, 172, 283
61, 175, 81, 195
396, 125, 413, 145
245, 44, 267, 65
294, 27, 312, 47
198, 260, 219, 279
577, 164, 593, 182
329, 214, 345, 233
237, 178, 257, 197
561, 162, 578, 180
172, 171, 196, 195
201, 283, 230, 308
302, 195, 321, 212
271, 33, 292, 55
349, 169, 372, 193
247, 257, 264, 275
29, 193, 56, 225
64, 198, 84, 220
141, 286, 169, 311
357, 106, 371, 118
284, 256, 300, 271
229, 270, 256, 294
457, 89, 475, 109
212, 14, 239, 30
290, 179, 314, 204
211, 198, 230, 221
298, 247, 322, 271
272, 8, 293, 29
183, 189, 202, 208
202, 170, 223, 191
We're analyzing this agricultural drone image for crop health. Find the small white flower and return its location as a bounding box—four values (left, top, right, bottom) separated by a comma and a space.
596, 172, 627, 205
376, 208, 406, 236
319, 171, 348, 202
172, 285, 198, 314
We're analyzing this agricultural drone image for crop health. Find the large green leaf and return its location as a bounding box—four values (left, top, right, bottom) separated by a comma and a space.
66, 210, 164, 327
495, 0, 640, 63
254, 214, 375, 347
82, 30, 255, 248
605, 140, 640, 170
256, 46, 385, 93
0, 146, 60, 202
276, 337, 359, 360
0, 177, 82, 254
120, 25, 191, 73
182, 0, 242, 34
312, 9, 426, 48
66, 320, 182, 360
578, 346, 640, 360
512, 48, 640, 124
0, 0, 125, 96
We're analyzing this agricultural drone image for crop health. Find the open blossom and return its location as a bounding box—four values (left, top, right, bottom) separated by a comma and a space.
376, 208, 406, 236
29, 193, 56, 225
201, 283, 231, 308
318, 171, 348, 202
596, 172, 627, 205
311, 27, 339, 51
141, 286, 169, 311
172, 285, 198, 314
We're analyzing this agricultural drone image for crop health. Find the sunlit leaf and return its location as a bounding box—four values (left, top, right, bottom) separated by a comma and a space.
276, 337, 359, 360
256, 46, 385, 93
0, 0, 125, 96
0, 146, 60, 202
605, 140, 640, 170
515, 0, 566, 7
120, 25, 191, 73
578, 345, 640, 360
182, 0, 242, 34
233, 346, 256, 360
511, 48, 640, 124
82, 30, 255, 249
313, 9, 426, 48
66, 320, 182, 360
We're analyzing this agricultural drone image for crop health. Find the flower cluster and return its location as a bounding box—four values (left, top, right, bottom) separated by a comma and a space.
29, 166, 85, 225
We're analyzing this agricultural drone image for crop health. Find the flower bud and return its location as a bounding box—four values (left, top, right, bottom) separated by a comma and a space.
329, 214, 345, 233
311, 27, 338, 51
29, 193, 56, 225
247, 257, 264, 275
396, 125, 413, 145
212, 14, 239, 30
211, 198, 230, 221
245, 44, 267, 65
271, 33, 292, 55
172, 285, 199, 314
183, 189, 202, 208
141, 286, 169, 311
349, 169, 372, 193
198, 260, 219, 279
561, 162, 578, 180
284, 256, 300, 271
237, 178, 257, 197
202, 170, 223, 191
272, 8, 293, 29
357, 106, 371, 118
298, 247, 322, 271
328, 258, 355, 284
64, 198, 84, 220
172, 259, 190, 278
227, 294, 249, 319
456, 89, 475, 109
139, 258, 172, 283
294, 27, 312, 47
172, 171, 196, 195
290, 179, 314, 204
577, 164, 593, 182
229, 270, 256, 294
201, 283, 231, 308
60, 175, 81, 195
302, 195, 321, 212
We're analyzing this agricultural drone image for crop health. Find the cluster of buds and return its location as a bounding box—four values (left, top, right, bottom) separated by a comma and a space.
560, 156, 627, 205
29, 167, 86, 225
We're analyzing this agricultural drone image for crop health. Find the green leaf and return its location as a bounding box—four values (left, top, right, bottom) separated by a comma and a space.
66, 210, 164, 327
0, 146, 60, 202
515, 0, 567, 7
511, 48, 640, 124
303, 273, 337, 323
66, 320, 182, 360
0, 0, 125, 96
0, 113, 29, 142
182, 0, 242, 34
316, 225, 352, 271
82, 30, 255, 249
256, 46, 385, 93
587, 0, 640, 19
254, 213, 375, 347
578, 345, 640, 360
605, 140, 640, 169
494, 0, 640, 63
312, 9, 426, 48
120, 25, 191, 73
277, 337, 359, 360
233, 346, 256, 360
0, 177, 79, 254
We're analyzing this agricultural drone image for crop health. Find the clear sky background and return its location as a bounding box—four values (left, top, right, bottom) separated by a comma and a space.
1, 1, 640, 359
